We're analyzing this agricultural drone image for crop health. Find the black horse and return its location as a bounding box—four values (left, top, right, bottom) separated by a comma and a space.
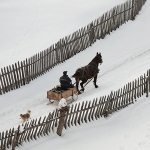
72, 52, 103, 94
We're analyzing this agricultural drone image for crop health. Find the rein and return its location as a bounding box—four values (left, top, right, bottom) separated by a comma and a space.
73, 71, 98, 88
80, 62, 98, 79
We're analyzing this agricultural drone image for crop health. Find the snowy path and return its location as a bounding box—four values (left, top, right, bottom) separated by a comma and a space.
0, 45, 150, 132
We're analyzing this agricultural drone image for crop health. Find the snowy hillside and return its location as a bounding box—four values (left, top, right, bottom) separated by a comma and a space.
0, 0, 150, 150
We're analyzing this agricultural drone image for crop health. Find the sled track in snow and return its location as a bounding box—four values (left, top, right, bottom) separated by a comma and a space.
98, 48, 150, 79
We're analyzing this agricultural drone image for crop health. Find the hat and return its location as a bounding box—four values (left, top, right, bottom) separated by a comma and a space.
63, 71, 67, 75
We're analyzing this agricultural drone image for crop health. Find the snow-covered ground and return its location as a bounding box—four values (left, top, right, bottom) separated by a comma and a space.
0, 0, 150, 150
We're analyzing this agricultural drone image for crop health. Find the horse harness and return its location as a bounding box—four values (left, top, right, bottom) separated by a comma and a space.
79, 62, 99, 79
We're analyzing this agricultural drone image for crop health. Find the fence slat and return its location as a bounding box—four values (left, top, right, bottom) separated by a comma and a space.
1, 68, 8, 93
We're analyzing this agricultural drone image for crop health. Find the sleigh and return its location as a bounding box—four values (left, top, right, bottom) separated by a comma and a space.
47, 86, 78, 104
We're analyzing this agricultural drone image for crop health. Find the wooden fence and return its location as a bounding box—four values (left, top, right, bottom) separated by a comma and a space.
0, 0, 146, 95
0, 69, 150, 150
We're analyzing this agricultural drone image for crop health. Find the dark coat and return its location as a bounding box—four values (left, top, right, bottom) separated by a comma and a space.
59, 75, 73, 90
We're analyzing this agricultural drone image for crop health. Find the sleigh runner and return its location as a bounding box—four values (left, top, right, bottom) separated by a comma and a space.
47, 86, 78, 105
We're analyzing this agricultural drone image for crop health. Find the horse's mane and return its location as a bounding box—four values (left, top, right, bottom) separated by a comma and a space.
88, 54, 100, 65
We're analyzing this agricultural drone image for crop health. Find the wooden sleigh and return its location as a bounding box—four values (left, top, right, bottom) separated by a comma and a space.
47, 86, 78, 104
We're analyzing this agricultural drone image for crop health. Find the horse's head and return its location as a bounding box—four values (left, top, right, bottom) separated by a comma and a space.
96, 52, 103, 64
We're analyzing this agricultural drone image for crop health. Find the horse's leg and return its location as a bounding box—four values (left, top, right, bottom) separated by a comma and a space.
93, 74, 98, 88
75, 78, 81, 94
80, 79, 87, 92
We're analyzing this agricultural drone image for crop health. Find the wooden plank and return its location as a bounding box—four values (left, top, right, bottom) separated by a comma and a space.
32, 55, 35, 79
30, 120, 38, 140
1, 68, 7, 92
3, 130, 8, 150
88, 99, 95, 121
102, 96, 109, 117
112, 91, 116, 109
128, 82, 131, 103
30, 57, 33, 80
91, 98, 98, 120
143, 73, 146, 93
125, 83, 129, 104
100, 96, 106, 116
148, 69, 150, 92
78, 28, 84, 51
81, 101, 88, 123
44, 113, 53, 134
12, 64, 18, 89
43, 50, 47, 73
134, 79, 137, 99
59, 39, 63, 62
0, 74, 2, 94
6, 129, 12, 148
42, 117, 49, 136
71, 104, 77, 126
80, 27, 87, 51
54, 110, 59, 129
51, 45, 55, 68
41, 51, 44, 74
26, 58, 30, 83
122, 86, 126, 105
68, 105, 74, 127
47, 48, 51, 70
51, 110, 58, 131
74, 103, 80, 126
1, 132, 5, 150
36, 53, 40, 76
30, 57, 33, 79
84, 101, 91, 123
15, 63, 21, 88
23, 122, 30, 142
114, 90, 119, 110
95, 97, 102, 118
63, 108, 69, 129
27, 121, 34, 141
37, 117, 46, 137
50, 111, 56, 132
119, 88, 123, 107
49, 46, 53, 69
3, 67, 10, 92
20, 61, 26, 85
60, 38, 66, 62
141, 76, 144, 95
17, 62, 23, 86
137, 78, 140, 97
48, 112, 55, 132
77, 101, 84, 125
93, 17, 99, 39
34, 54, 38, 78
131, 81, 135, 101
10, 128, 15, 146
74, 31, 80, 54
34, 54, 38, 77
33, 118, 38, 140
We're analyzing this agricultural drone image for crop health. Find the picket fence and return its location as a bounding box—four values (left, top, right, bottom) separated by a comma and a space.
0, 0, 146, 94
0, 69, 150, 150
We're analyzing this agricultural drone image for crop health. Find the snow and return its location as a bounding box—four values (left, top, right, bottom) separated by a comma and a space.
58, 98, 67, 109
0, 0, 150, 150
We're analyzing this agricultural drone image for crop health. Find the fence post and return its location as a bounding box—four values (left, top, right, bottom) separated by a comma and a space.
25, 59, 30, 84
12, 130, 19, 150
89, 22, 95, 46
131, 0, 135, 20
146, 77, 149, 97
57, 106, 69, 136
